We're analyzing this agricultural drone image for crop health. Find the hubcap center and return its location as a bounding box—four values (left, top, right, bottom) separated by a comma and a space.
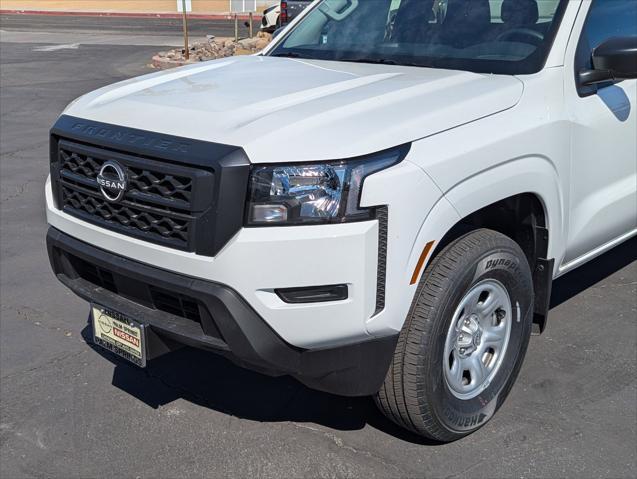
456, 314, 482, 358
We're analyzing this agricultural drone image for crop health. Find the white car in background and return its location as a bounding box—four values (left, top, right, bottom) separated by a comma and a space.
261, 3, 281, 33
261, 1, 314, 32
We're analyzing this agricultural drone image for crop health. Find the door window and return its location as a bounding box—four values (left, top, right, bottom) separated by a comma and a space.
575, 0, 637, 95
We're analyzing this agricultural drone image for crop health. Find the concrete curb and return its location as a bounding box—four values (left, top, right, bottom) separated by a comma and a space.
0, 9, 262, 20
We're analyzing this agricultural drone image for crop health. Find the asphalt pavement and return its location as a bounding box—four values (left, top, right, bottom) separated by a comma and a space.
1, 16, 636, 479
1, 13, 260, 38
0, 13, 260, 47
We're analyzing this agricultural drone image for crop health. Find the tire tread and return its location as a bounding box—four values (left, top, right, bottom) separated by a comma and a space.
374, 229, 530, 441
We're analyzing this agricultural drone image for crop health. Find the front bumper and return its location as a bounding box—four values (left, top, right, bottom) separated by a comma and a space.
47, 228, 397, 396
46, 176, 381, 349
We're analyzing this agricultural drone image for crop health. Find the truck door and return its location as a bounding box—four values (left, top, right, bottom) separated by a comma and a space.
564, 0, 637, 265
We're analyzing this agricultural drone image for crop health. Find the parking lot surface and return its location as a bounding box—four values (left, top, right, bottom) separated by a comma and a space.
1, 13, 259, 38
1, 17, 636, 479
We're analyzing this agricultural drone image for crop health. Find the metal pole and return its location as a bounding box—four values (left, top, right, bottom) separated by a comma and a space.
249, 11, 253, 38
234, 14, 239, 42
182, 0, 190, 60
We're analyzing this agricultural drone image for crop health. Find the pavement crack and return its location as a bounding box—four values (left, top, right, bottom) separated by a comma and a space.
0, 140, 48, 158
1, 179, 37, 202
290, 422, 408, 475
444, 458, 489, 479
0, 350, 86, 381
2, 303, 76, 337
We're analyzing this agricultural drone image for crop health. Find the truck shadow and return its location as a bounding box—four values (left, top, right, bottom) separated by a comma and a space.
549, 237, 636, 308
81, 237, 635, 445
80, 324, 431, 443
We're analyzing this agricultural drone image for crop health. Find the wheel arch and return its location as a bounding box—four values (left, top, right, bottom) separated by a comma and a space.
408, 159, 565, 333
432, 192, 549, 270
441, 155, 565, 266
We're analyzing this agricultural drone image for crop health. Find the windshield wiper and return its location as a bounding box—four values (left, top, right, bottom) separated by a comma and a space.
340, 57, 398, 65
271, 53, 423, 67
339, 57, 423, 67
270, 52, 303, 58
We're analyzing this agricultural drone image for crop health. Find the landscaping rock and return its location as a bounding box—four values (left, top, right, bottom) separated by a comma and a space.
255, 38, 270, 50
152, 35, 274, 70
238, 38, 257, 49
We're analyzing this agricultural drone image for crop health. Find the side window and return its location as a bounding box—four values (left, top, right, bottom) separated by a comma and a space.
575, 0, 637, 95
581, 0, 637, 49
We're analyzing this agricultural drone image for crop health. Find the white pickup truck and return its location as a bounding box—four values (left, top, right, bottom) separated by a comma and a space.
46, 0, 636, 441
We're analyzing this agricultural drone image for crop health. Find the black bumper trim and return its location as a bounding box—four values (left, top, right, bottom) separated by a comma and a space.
46, 228, 397, 396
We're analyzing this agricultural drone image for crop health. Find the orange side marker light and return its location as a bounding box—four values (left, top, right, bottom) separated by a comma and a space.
410, 241, 435, 285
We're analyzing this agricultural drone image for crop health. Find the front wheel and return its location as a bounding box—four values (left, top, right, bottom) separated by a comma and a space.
375, 229, 534, 442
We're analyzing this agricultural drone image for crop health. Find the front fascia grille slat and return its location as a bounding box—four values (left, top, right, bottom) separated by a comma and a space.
127, 166, 192, 204
150, 287, 202, 322
67, 253, 118, 294
60, 148, 101, 178
62, 186, 192, 248
60, 180, 193, 221
59, 169, 99, 189
126, 189, 191, 212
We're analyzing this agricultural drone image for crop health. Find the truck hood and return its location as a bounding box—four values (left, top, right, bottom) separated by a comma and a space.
65, 55, 523, 163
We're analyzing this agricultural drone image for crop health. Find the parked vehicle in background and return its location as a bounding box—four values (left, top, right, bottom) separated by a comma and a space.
260, 1, 312, 32
46, 0, 637, 442
261, 3, 281, 33
279, 0, 313, 26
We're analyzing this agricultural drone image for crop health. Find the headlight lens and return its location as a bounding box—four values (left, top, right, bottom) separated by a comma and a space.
246, 146, 407, 225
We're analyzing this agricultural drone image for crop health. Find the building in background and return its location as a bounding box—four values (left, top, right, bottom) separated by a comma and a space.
0, 0, 275, 15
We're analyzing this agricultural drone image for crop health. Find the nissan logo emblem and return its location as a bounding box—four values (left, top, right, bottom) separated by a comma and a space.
96, 160, 128, 203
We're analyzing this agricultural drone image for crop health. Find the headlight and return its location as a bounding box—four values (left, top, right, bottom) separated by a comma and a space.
246, 146, 408, 225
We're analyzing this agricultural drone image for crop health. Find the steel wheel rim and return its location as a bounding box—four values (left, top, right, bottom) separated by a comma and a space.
443, 279, 513, 400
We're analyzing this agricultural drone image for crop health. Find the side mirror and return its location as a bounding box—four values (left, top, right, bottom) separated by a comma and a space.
579, 36, 637, 86
272, 27, 285, 39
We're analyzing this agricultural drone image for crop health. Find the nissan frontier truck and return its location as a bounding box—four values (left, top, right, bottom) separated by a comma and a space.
46, 0, 637, 441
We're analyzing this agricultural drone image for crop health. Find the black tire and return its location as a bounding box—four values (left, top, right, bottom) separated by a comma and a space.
375, 229, 534, 442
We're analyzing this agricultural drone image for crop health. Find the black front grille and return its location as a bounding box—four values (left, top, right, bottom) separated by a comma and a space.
54, 139, 214, 252
50, 116, 251, 257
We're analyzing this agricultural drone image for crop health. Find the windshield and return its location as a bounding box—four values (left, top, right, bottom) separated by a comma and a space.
269, 0, 569, 74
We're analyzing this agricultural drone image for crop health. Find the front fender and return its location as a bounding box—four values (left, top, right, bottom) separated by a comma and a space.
444, 155, 566, 274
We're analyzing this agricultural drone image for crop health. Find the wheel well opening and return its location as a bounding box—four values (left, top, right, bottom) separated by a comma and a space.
434, 193, 548, 268
431, 193, 553, 334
